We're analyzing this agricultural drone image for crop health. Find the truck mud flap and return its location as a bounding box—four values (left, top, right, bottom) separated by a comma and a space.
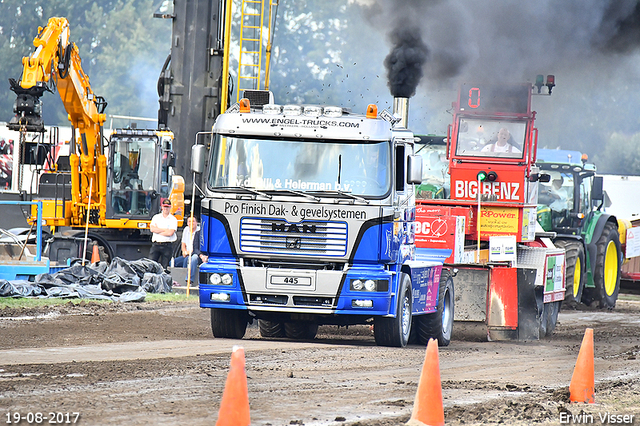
487, 267, 538, 341
453, 267, 489, 322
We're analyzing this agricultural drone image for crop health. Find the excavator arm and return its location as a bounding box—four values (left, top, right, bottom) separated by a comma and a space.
9, 16, 108, 226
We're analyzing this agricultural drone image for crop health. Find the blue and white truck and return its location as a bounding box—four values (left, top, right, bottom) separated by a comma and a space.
194, 95, 454, 347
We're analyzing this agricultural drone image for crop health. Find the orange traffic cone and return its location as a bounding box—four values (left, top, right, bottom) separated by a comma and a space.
569, 328, 595, 403
216, 345, 250, 426
406, 339, 445, 426
91, 244, 100, 264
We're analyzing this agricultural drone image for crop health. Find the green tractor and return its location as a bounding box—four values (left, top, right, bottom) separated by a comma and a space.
536, 149, 622, 309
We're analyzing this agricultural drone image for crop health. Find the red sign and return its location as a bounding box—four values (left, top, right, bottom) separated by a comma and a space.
449, 168, 526, 202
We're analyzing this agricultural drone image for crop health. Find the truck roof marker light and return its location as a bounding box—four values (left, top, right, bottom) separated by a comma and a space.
239, 98, 250, 113
283, 105, 302, 115
366, 104, 378, 119
323, 106, 342, 117
263, 104, 281, 114
304, 105, 322, 117
535, 75, 544, 93
546, 75, 555, 94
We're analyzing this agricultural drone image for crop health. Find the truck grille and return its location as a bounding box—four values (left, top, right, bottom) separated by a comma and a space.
240, 218, 347, 256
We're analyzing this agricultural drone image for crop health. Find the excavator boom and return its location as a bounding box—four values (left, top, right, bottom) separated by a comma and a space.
8, 17, 184, 264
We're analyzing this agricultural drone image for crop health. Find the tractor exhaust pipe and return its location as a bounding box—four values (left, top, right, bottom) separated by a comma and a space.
393, 97, 409, 128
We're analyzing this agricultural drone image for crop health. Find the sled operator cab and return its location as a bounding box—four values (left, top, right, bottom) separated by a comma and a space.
415, 78, 566, 341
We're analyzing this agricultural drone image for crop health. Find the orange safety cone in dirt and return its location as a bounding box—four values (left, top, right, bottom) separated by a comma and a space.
216, 345, 250, 426
91, 244, 100, 264
569, 327, 595, 403
406, 338, 445, 426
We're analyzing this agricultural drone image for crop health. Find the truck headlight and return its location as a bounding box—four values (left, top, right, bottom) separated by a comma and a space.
209, 273, 233, 286
350, 279, 389, 292
364, 280, 376, 291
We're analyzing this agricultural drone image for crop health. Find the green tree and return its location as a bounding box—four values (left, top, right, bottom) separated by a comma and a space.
0, 0, 169, 127
593, 132, 640, 175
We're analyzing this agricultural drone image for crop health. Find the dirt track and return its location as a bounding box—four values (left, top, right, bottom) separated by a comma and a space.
1, 297, 639, 425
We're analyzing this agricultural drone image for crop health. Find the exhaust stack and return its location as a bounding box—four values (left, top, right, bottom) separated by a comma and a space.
393, 97, 409, 128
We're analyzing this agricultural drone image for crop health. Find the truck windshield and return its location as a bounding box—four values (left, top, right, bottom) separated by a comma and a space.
208, 135, 391, 197
455, 118, 526, 159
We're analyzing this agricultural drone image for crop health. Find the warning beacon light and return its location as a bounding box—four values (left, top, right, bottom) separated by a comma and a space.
534, 74, 555, 95
546, 75, 555, 94
535, 75, 545, 94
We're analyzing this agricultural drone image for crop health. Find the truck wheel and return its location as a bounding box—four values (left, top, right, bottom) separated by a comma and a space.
541, 301, 561, 337
584, 222, 621, 309
374, 273, 412, 347
259, 319, 285, 338
210, 308, 248, 339
416, 269, 454, 346
284, 322, 318, 340
554, 240, 585, 308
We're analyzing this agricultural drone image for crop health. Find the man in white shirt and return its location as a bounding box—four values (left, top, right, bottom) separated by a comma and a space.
149, 198, 178, 269
481, 128, 522, 155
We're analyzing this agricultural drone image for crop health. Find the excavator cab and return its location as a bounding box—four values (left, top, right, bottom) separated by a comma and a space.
107, 129, 168, 220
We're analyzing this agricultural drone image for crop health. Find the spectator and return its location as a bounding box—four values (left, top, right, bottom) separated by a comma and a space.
173, 216, 207, 284
149, 198, 178, 270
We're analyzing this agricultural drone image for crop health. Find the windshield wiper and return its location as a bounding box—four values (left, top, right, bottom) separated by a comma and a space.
217, 186, 272, 199
313, 190, 370, 204
270, 189, 320, 202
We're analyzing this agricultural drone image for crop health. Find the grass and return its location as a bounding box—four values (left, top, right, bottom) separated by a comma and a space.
0, 292, 199, 310
619, 293, 640, 302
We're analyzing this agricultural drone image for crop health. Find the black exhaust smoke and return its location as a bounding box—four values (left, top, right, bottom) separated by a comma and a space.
384, 25, 429, 98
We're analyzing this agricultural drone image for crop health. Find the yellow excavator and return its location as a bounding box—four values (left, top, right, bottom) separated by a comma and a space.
9, 17, 184, 263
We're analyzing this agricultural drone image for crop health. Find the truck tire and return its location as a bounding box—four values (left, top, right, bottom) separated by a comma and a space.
284, 322, 318, 340
258, 319, 285, 338
374, 273, 412, 347
583, 222, 621, 309
415, 269, 454, 346
540, 301, 561, 337
554, 240, 585, 308
210, 308, 248, 339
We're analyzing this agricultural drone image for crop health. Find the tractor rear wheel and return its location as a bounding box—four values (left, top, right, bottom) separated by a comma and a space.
554, 239, 585, 308
583, 222, 621, 309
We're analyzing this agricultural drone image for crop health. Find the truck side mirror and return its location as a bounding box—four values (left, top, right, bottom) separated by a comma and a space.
191, 144, 207, 174
592, 175, 604, 202
407, 155, 423, 184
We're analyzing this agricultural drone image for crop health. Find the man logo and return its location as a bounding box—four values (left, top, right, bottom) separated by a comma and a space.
272, 222, 317, 234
